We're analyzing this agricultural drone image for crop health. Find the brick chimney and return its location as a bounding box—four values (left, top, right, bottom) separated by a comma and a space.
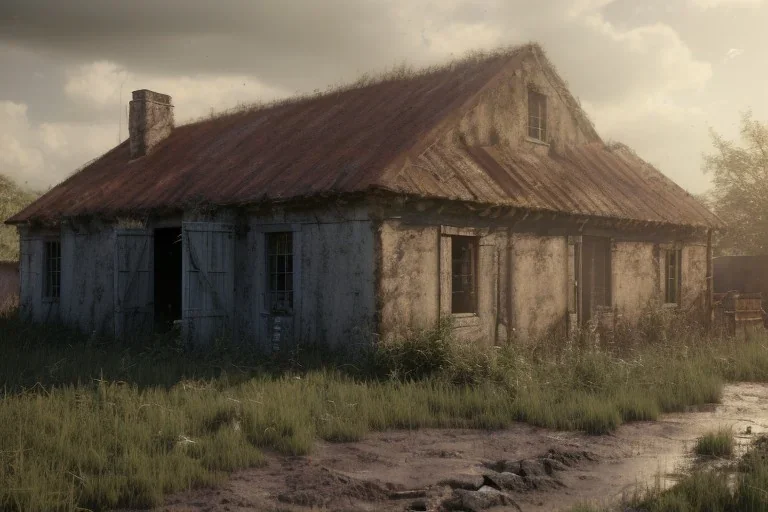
129, 89, 173, 159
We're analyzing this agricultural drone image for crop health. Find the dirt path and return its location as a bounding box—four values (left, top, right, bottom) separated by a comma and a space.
160, 383, 768, 512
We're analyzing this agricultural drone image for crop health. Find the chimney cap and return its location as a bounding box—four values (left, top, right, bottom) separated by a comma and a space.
131, 89, 172, 105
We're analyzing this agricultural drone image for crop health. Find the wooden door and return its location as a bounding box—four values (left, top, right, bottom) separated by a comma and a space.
114, 229, 154, 340
181, 222, 235, 346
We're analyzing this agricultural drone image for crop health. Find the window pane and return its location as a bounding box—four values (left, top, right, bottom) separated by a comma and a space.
451, 236, 477, 314
267, 232, 294, 313
528, 90, 547, 142
44, 240, 61, 300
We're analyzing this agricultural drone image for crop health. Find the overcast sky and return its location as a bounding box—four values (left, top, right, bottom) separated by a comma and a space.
0, 0, 764, 193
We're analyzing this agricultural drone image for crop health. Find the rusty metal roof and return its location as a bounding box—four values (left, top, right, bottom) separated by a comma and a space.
8, 44, 720, 229
391, 142, 722, 228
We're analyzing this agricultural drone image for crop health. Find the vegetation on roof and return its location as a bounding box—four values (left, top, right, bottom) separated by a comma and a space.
184, 43, 537, 126
0, 175, 39, 261
183, 42, 596, 138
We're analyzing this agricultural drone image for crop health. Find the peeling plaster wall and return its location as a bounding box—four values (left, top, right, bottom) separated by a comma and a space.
682, 244, 708, 311
511, 234, 568, 342
377, 220, 508, 345
235, 207, 376, 351
378, 221, 441, 336
613, 242, 659, 323
454, 54, 597, 154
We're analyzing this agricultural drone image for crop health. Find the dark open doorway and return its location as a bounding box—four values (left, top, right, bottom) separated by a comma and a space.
154, 227, 182, 332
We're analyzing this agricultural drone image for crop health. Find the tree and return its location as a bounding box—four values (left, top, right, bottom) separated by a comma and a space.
704, 112, 768, 255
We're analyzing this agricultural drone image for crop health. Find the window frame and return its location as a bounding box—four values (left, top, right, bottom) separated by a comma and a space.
43, 239, 61, 302
527, 89, 548, 143
664, 248, 682, 305
266, 231, 295, 314
449, 235, 479, 315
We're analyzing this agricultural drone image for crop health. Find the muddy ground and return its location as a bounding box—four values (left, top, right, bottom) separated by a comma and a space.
158, 383, 768, 512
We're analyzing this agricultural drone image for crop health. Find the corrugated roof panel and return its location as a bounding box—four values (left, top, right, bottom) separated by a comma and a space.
391, 143, 721, 228
7, 44, 721, 229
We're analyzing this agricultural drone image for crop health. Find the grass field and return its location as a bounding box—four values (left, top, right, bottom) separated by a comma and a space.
2, 310, 768, 511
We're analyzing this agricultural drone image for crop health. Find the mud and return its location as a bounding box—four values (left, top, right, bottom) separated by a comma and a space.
158, 383, 768, 512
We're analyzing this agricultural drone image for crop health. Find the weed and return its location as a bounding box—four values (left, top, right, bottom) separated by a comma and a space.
2, 310, 768, 511
695, 428, 735, 458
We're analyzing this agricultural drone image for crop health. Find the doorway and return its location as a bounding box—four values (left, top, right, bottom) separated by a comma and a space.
154, 227, 182, 332
581, 236, 612, 325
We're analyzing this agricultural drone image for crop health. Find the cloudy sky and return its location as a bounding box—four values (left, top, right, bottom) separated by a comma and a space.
0, 0, 764, 193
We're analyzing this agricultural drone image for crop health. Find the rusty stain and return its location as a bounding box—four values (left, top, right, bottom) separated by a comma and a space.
8, 49, 519, 224
392, 143, 722, 229
7, 45, 721, 230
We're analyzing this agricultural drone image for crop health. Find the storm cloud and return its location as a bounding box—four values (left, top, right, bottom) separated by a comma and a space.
0, 0, 765, 191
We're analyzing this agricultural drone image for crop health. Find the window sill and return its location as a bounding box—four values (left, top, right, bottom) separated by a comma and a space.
450, 313, 481, 328
662, 303, 679, 309
526, 137, 550, 147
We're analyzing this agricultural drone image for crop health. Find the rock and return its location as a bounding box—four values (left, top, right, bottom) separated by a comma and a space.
438, 474, 485, 490
519, 459, 547, 477
542, 457, 568, 473
482, 471, 528, 493
452, 487, 521, 511
525, 475, 565, 490
482, 459, 521, 474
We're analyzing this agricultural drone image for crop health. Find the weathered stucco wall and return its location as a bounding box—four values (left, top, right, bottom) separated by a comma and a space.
511, 234, 568, 342
454, 53, 598, 154
235, 207, 376, 351
612, 241, 659, 323
378, 221, 440, 335
378, 220, 509, 345
682, 244, 708, 311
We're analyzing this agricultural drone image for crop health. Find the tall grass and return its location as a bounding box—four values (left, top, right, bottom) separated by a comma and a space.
2, 310, 768, 511
695, 428, 735, 458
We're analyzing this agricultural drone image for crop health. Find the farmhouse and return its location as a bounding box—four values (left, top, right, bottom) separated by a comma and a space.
6, 44, 722, 348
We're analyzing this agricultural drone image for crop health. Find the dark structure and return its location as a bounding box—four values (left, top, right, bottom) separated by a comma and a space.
0, 261, 19, 309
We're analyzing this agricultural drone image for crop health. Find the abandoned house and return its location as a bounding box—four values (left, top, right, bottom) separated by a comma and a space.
5, 44, 722, 348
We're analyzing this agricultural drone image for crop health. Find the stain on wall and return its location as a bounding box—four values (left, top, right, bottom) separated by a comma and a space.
612, 242, 659, 323
511, 234, 568, 342
682, 244, 708, 311
379, 221, 440, 335
455, 54, 597, 153
235, 207, 376, 351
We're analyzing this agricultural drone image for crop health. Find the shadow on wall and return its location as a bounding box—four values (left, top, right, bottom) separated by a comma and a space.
0, 261, 19, 311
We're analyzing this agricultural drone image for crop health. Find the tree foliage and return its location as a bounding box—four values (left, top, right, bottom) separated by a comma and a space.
704, 112, 768, 255
0, 175, 38, 261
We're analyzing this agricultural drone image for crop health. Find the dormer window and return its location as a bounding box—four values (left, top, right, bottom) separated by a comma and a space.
528, 89, 547, 142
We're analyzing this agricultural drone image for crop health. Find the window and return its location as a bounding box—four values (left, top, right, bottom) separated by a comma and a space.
665, 249, 682, 304
44, 240, 61, 300
582, 236, 611, 310
528, 89, 547, 142
267, 232, 293, 313
451, 236, 477, 314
